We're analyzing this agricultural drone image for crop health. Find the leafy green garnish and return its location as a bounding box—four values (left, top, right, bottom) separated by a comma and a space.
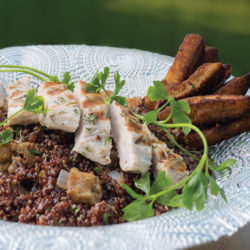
209, 159, 236, 171
85, 67, 127, 106
104, 136, 112, 145
0, 129, 13, 145
121, 171, 183, 222
144, 81, 191, 134
29, 148, 42, 156
103, 212, 111, 224
147, 81, 169, 101
23, 89, 46, 113
0, 89, 47, 146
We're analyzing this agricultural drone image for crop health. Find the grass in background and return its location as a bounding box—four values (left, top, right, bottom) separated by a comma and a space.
0, 0, 249, 75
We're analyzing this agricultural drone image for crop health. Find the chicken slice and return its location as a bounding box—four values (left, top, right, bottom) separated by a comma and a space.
7, 76, 40, 125
145, 126, 188, 184
0, 82, 7, 110
109, 101, 152, 174
37, 82, 80, 133
73, 81, 112, 165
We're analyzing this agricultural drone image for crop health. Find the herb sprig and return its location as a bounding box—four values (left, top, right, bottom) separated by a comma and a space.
0, 89, 47, 145
85, 67, 128, 106
0, 65, 75, 91
121, 81, 236, 221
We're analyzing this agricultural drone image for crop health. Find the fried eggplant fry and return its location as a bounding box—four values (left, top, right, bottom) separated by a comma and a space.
215, 73, 250, 96
158, 95, 250, 126
223, 64, 232, 80
201, 46, 219, 63
166, 62, 224, 100
180, 114, 250, 149
163, 34, 205, 88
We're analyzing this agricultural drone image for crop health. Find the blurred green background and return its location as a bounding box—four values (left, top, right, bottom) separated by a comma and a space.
0, 0, 249, 75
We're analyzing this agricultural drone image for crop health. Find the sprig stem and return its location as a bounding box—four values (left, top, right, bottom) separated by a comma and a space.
0, 69, 46, 81
148, 121, 208, 200
0, 65, 50, 78
0, 109, 23, 127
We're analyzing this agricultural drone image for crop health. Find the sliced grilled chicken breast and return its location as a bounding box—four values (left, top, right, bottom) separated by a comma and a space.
7, 76, 40, 125
145, 126, 188, 184
109, 101, 152, 174
73, 81, 112, 165
37, 82, 80, 133
0, 82, 7, 110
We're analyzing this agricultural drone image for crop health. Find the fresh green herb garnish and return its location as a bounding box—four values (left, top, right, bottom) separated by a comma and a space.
144, 81, 191, 134
29, 148, 42, 156
85, 67, 127, 106
86, 114, 96, 122
0, 89, 47, 146
121, 80, 236, 222
103, 212, 111, 224
85, 147, 91, 152
0, 129, 13, 145
0, 65, 75, 92
104, 136, 112, 145
94, 166, 103, 173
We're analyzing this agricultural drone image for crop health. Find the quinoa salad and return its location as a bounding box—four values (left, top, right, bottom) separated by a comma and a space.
0, 33, 249, 227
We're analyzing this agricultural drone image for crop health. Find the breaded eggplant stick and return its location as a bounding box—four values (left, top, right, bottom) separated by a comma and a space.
158, 95, 250, 126
201, 46, 219, 63
163, 34, 205, 87
222, 64, 232, 80
166, 62, 224, 100
180, 114, 250, 149
215, 73, 250, 96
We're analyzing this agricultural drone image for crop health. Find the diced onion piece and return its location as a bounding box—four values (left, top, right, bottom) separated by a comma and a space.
109, 170, 124, 184
57, 169, 69, 189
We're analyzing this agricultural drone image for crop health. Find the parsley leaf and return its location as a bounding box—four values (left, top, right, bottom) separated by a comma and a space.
209, 176, 227, 201
114, 71, 125, 96
113, 96, 128, 106
23, 89, 46, 113
149, 171, 177, 206
170, 99, 191, 134
0, 129, 13, 145
147, 81, 169, 101
29, 148, 42, 156
143, 109, 159, 125
209, 159, 236, 171
85, 68, 127, 106
167, 194, 184, 208
182, 168, 207, 211
122, 199, 154, 222
103, 212, 111, 224
62, 72, 75, 92
134, 173, 151, 195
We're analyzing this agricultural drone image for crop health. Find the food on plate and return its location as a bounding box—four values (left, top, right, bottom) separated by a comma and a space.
37, 81, 80, 133
180, 114, 250, 149
166, 62, 225, 99
0, 82, 7, 110
159, 95, 250, 126
0, 33, 249, 226
222, 64, 232, 80
215, 73, 250, 96
201, 46, 219, 63
145, 126, 188, 184
109, 101, 152, 174
57, 168, 103, 205
7, 76, 40, 125
73, 80, 112, 165
163, 33, 205, 87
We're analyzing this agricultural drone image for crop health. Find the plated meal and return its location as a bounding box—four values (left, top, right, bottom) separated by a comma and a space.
0, 34, 249, 227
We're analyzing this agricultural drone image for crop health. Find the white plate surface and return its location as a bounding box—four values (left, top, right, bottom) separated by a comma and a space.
0, 45, 249, 250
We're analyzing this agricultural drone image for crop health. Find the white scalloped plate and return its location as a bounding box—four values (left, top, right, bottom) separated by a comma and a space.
0, 45, 249, 250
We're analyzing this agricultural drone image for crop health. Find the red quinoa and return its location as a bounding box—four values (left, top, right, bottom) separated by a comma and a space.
0, 107, 200, 226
